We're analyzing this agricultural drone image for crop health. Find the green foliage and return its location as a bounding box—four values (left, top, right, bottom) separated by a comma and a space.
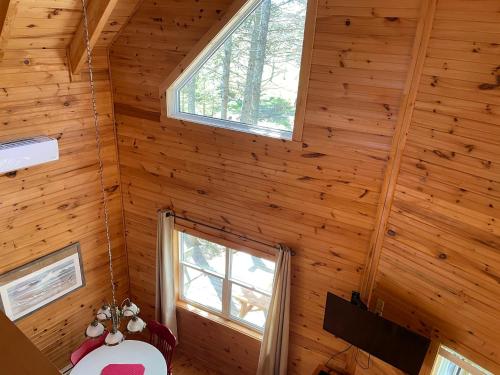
259, 97, 295, 128
178, 0, 307, 133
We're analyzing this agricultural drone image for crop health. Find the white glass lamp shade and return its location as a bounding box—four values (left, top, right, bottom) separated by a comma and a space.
105, 329, 124, 346
86, 320, 105, 338
127, 316, 146, 333
96, 305, 111, 320
122, 301, 140, 317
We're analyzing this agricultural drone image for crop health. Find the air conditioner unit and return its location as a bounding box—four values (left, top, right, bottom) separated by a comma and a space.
0, 137, 59, 174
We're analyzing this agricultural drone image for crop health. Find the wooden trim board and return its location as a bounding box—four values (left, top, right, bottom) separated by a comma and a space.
291, 0, 318, 142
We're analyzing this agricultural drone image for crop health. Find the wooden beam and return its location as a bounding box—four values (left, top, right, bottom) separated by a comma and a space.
358, 0, 438, 305
0, 0, 18, 58
68, 0, 119, 75
347, 1, 437, 372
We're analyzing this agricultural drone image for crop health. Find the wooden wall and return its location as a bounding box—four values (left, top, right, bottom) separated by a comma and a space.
0, 0, 139, 369
109, 0, 425, 373
371, 0, 500, 373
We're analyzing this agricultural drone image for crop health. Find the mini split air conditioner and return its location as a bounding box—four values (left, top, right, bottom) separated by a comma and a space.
0, 137, 59, 174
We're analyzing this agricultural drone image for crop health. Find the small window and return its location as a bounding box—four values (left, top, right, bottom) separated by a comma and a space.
431, 346, 493, 375
166, 0, 309, 139
178, 232, 276, 331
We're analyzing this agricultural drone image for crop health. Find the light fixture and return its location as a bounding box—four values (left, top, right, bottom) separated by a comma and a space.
127, 316, 147, 333
85, 298, 145, 345
122, 299, 140, 317
86, 319, 105, 338
96, 304, 111, 320
104, 328, 124, 346
81, 0, 145, 345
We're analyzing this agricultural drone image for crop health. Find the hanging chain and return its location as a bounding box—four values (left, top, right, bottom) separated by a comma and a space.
81, 0, 117, 307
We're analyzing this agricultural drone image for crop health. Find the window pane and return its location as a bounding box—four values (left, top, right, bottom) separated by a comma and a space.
230, 250, 275, 293
182, 265, 223, 312
230, 284, 271, 329
432, 346, 493, 375
180, 233, 226, 275
433, 357, 465, 375
177, 0, 307, 134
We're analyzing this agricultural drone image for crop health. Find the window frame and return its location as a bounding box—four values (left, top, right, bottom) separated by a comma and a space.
160, 0, 318, 142
176, 230, 275, 333
431, 345, 493, 375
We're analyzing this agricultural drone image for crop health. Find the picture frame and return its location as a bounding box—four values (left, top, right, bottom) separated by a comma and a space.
0, 243, 85, 321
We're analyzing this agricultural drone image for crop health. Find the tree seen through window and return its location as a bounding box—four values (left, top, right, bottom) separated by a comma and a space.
177, 0, 307, 134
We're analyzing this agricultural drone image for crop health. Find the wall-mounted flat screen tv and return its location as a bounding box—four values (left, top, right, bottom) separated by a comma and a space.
323, 292, 430, 375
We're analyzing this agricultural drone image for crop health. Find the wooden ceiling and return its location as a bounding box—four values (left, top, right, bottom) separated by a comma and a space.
0, 0, 142, 57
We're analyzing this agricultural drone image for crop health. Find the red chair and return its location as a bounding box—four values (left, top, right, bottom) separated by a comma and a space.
147, 320, 177, 374
70, 331, 108, 366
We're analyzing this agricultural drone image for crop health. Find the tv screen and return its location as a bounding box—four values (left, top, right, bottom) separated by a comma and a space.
323, 292, 430, 375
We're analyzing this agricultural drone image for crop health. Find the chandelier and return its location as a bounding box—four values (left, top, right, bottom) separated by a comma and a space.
80, 0, 145, 346
85, 299, 146, 346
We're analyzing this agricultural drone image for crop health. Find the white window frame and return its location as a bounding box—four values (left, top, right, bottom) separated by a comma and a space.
431, 345, 493, 375
177, 231, 275, 333
166, 0, 310, 141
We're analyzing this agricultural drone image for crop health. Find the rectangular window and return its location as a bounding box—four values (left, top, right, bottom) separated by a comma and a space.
178, 232, 276, 332
431, 346, 493, 375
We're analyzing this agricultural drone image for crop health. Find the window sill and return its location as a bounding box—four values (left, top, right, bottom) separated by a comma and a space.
176, 300, 263, 342
165, 113, 293, 140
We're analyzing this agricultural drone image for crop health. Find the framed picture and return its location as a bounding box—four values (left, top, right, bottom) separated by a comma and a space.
0, 243, 85, 321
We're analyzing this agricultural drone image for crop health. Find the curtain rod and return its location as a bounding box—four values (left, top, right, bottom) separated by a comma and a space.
162, 209, 295, 256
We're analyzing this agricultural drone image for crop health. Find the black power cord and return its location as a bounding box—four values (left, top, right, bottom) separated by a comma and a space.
325, 344, 353, 369
355, 348, 372, 370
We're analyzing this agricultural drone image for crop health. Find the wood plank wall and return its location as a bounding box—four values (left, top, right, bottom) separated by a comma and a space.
371, 0, 500, 373
0, 0, 138, 369
109, 0, 423, 373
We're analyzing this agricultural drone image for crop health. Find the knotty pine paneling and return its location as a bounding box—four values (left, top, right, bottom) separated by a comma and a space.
177, 307, 261, 374
372, 0, 500, 373
6, 0, 141, 51
110, 0, 422, 373
0, 45, 128, 369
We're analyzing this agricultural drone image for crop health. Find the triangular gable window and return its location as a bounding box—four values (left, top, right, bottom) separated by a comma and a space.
165, 0, 312, 140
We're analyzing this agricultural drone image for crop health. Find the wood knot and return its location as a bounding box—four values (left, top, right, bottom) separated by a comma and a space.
302, 152, 325, 158
105, 184, 119, 193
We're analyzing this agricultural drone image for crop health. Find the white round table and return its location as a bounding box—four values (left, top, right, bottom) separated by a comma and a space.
71, 340, 167, 375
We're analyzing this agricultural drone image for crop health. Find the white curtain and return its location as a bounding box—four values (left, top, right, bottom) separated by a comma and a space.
155, 210, 178, 339
257, 245, 292, 375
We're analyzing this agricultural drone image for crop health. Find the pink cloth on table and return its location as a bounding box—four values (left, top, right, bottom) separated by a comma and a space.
101, 364, 145, 375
